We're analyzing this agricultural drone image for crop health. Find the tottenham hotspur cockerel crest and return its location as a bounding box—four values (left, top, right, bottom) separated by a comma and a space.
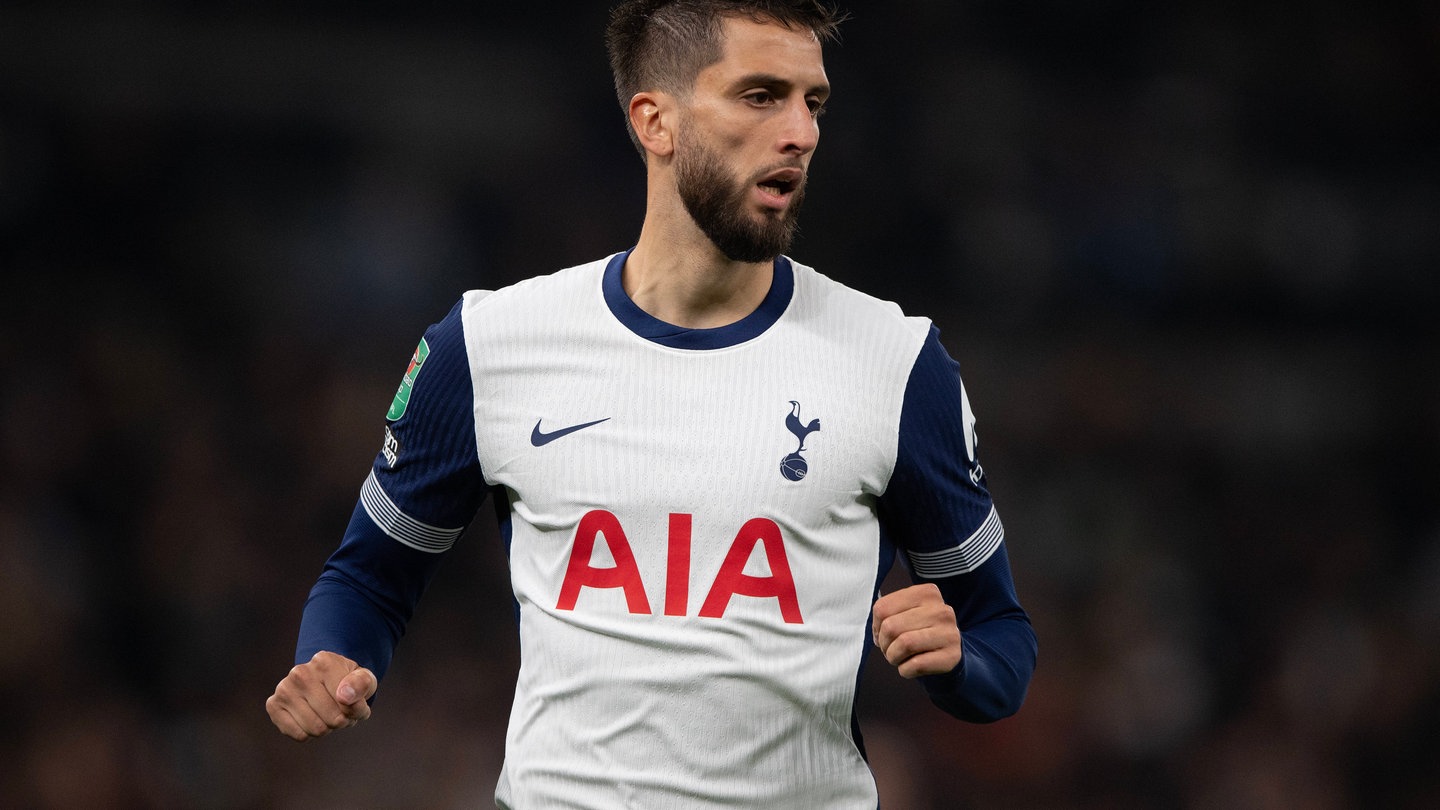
780, 401, 820, 481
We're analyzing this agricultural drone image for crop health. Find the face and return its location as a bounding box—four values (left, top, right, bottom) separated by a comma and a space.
672, 16, 830, 263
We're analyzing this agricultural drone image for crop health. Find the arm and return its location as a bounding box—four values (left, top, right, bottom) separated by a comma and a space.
267, 298, 489, 739
873, 325, 1037, 723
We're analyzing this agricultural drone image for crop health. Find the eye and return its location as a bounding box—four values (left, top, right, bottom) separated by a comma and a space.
807, 97, 828, 118
744, 90, 776, 107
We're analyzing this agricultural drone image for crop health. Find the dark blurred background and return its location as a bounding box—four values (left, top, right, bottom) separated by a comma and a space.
2, 1, 1438, 807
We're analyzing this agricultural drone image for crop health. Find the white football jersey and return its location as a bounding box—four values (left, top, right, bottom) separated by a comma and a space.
463, 253, 928, 808
302, 249, 1030, 809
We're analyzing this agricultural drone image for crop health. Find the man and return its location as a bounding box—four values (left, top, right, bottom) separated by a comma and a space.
266, 1, 1037, 807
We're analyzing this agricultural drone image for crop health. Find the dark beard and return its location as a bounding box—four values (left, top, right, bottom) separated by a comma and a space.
676, 140, 804, 264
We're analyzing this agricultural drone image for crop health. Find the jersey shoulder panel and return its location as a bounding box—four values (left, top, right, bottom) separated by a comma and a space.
786, 259, 933, 345
459, 255, 613, 328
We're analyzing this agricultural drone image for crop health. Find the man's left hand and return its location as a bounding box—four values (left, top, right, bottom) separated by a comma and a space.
872, 583, 962, 678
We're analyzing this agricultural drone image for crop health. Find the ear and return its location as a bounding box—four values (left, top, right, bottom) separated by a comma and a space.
628, 91, 675, 158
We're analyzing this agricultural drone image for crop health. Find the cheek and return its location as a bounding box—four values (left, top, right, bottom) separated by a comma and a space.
720, 127, 753, 150
706, 117, 757, 153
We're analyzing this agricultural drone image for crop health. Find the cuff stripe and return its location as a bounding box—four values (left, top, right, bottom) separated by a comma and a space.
360, 471, 464, 554
905, 505, 1004, 578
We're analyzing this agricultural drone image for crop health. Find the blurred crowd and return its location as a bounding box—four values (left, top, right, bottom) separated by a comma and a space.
2, 1, 1437, 808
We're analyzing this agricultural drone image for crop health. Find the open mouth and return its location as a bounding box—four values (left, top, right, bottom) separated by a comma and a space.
756, 168, 802, 203
759, 177, 798, 195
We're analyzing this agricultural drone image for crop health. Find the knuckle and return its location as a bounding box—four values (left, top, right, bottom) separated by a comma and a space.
892, 631, 915, 657
885, 635, 913, 662
311, 650, 342, 667
877, 615, 898, 639
285, 724, 311, 742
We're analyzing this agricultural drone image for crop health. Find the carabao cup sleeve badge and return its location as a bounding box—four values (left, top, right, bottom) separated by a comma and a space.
386, 338, 430, 421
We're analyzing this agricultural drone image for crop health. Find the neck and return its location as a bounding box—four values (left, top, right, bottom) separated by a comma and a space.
623, 209, 775, 330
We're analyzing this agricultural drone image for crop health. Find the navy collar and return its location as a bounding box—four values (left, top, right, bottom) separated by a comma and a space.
601, 250, 794, 349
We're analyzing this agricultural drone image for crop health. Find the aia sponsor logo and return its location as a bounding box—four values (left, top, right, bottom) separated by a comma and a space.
556, 511, 803, 624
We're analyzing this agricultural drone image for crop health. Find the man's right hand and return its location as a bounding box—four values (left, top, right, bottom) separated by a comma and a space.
265, 651, 378, 741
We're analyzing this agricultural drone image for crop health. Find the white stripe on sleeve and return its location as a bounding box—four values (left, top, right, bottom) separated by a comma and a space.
360, 470, 465, 553
904, 505, 1004, 578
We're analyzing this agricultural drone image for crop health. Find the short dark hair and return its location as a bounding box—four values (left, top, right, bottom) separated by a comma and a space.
605, 0, 846, 154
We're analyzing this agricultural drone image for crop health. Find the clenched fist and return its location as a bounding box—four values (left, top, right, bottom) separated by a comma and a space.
266, 651, 377, 741
872, 583, 962, 678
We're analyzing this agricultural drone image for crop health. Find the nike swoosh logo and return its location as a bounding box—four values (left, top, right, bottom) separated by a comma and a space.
530, 417, 611, 447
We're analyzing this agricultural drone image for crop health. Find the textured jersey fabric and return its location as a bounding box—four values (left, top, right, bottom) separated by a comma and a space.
295, 251, 1036, 809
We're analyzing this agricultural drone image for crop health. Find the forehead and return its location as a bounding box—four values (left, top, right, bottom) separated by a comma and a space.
697, 15, 828, 89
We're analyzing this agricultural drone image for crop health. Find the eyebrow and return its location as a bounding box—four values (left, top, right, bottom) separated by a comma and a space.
731, 72, 831, 100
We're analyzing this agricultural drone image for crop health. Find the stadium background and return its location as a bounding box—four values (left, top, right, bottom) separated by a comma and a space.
2, 1, 1437, 807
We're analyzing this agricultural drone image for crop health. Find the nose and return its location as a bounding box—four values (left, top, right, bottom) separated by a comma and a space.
778, 100, 819, 156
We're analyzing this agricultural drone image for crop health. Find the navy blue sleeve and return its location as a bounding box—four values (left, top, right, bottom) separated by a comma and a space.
295, 505, 447, 681
877, 324, 1037, 723
295, 298, 488, 684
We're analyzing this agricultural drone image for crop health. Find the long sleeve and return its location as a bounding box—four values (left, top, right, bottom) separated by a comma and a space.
877, 324, 1037, 722
294, 298, 490, 684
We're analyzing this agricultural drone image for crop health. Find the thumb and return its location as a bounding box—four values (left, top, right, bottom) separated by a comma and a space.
335, 667, 377, 706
